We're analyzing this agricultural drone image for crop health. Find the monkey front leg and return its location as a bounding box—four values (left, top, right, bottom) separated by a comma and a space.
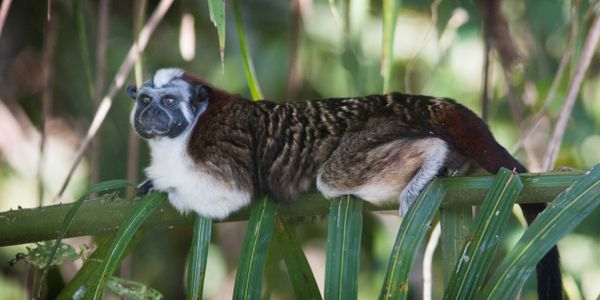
136, 179, 154, 196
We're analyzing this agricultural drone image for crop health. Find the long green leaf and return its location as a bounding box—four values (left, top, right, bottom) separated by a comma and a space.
186, 214, 212, 300
481, 164, 600, 300
324, 195, 363, 300
233, 196, 278, 300
444, 169, 523, 299
36, 180, 131, 299
208, 0, 226, 66
379, 181, 447, 300
232, 0, 264, 100
56, 233, 144, 300
382, 0, 401, 93
86, 192, 165, 300
274, 217, 322, 300
440, 206, 472, 288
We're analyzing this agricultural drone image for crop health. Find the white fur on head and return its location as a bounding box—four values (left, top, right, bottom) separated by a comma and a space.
153, 68, 184, 88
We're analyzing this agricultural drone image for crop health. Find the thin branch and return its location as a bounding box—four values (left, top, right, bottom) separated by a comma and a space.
423, 222, 441, 300
542, 12, 600, 170
0, 0, 12, 39
481, 39, 491, 122
127, 0, 146, 200
38, 8, 58, 205
90, 0, 111, 187
55, 0, 175, 200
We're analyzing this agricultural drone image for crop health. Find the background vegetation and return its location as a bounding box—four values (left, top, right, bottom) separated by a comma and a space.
0, 0, 600, 299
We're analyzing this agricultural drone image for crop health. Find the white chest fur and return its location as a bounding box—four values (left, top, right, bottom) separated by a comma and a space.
145, 134, 251, 219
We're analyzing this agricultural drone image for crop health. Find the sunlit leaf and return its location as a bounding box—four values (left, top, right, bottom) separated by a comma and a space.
208, 0, 225, 66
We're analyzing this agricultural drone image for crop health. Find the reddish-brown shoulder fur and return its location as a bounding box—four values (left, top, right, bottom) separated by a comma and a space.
440, 102, 527, 173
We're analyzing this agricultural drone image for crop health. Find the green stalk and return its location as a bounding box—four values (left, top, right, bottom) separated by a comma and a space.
232, 0, 264, 100
382, 0, 401, 93
74, 0, 95, 97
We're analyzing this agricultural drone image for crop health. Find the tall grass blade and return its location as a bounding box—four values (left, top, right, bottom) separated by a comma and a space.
444, 169, 522, 299
274, 217, 322, 300
186, 215, 212, 300
481, 164, 600, 300
74, 0, 95, 97
382, 0, 401, 93
232, 0, 264, 100
233, 196, 278, 300
36, 180, 131, 299
379, 181, 447, 300
208, 0, 226, 67
324, 195, 363, 300
86, 192, 165, 300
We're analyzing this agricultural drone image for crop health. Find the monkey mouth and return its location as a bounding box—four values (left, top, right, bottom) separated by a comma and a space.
136, 122, 171, 139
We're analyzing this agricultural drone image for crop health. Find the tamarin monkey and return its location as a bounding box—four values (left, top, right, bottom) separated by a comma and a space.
129, 68, 562, 299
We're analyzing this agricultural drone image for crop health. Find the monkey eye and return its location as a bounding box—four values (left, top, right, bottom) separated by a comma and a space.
140, 96, 151, 105
163, 97, 176, 106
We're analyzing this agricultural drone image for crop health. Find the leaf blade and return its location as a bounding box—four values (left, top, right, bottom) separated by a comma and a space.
232, 0, 263, 100
37, 180, 131, 299
207, 0, 225, 66
444, 169, 523, 299
186, 214, 212, 300
379, 181, 447, 300
481, 164, 600, 300
233, 196, 278, 300
324, 195, 363, 300
274, 217, 322, 300
86, 192, 165, 300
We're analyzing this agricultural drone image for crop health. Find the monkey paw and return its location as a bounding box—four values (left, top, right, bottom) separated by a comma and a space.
136, 179, 155, 196
398, 190, 418, 217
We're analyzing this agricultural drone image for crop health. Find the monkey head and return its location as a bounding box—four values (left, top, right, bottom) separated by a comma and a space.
128, 68, 211, 139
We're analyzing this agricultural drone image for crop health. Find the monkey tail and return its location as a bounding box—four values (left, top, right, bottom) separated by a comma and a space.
436, 101, 563, 300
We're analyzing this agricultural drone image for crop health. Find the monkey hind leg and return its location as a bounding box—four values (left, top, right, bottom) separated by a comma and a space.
317, 136, 448, 216
398, 139, 448, 216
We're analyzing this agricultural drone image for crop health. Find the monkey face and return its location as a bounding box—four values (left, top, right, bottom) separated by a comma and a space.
128, 69, 211, 139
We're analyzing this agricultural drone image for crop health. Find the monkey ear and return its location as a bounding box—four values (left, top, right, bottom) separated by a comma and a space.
190, 84, 211, 111
127, 85, 138, 100
196, 85, 212, 102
